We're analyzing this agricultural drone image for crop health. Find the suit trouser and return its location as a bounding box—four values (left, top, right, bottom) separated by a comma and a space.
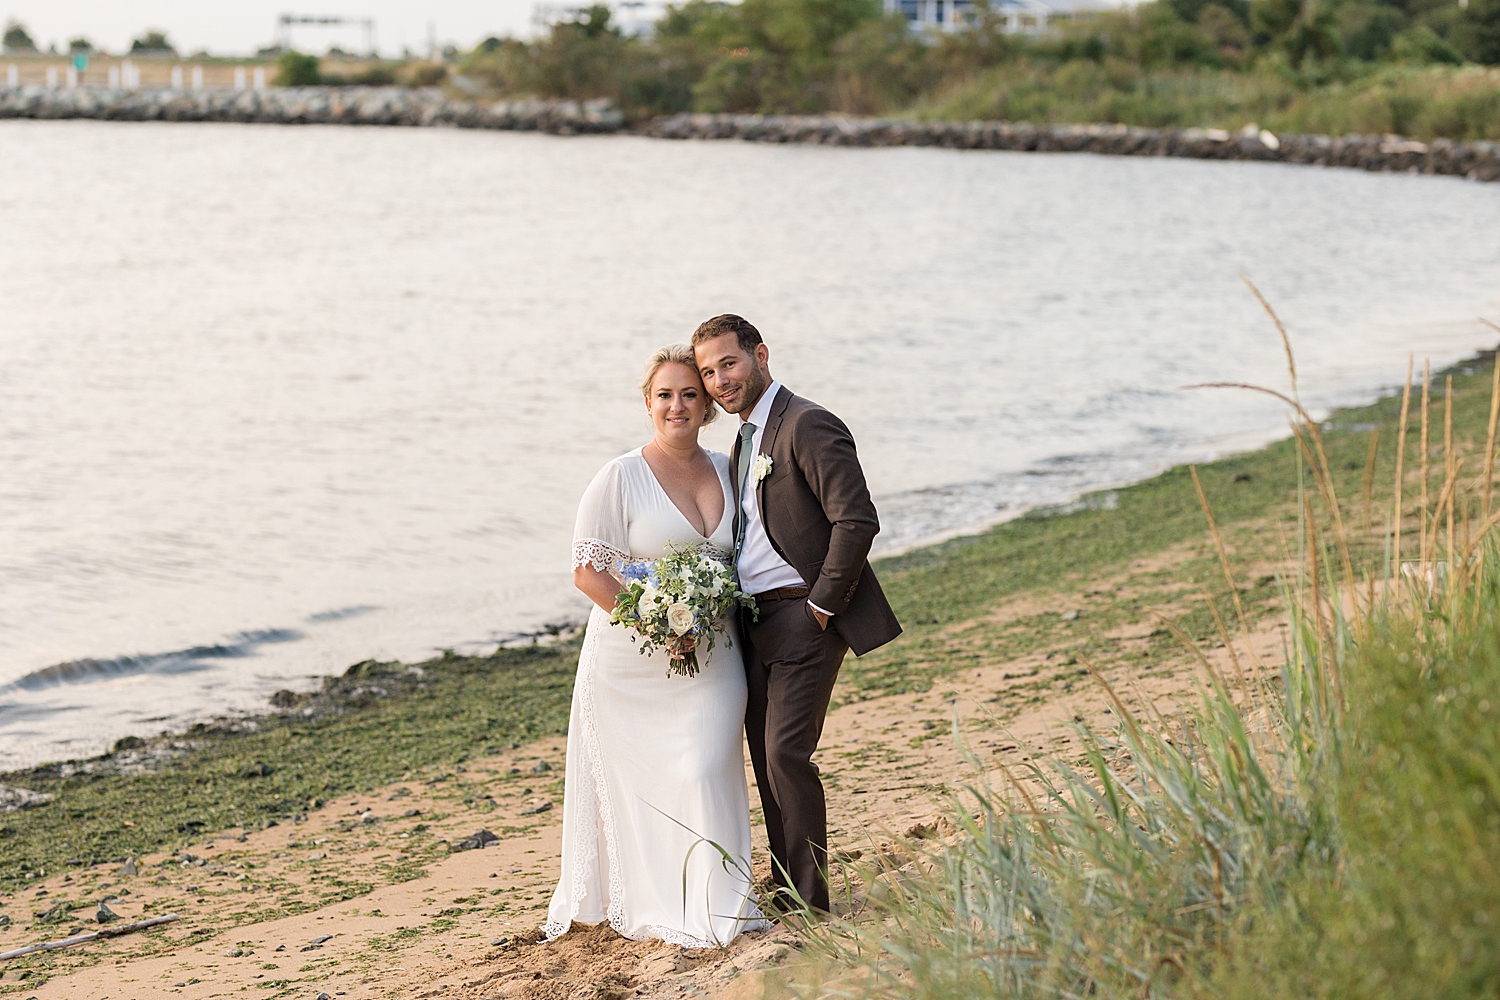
743, 596, 849, 913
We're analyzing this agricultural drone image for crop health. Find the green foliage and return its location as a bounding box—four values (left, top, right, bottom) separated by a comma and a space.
274, 50, 323, 87
1391, 23, 1466, 63
798, 351, 1500, 1000
1455, 0, 1500, 64
1209, 565, 1500, 997
912, 61, 1500, 138
448, 0, 1500, 134
353, 64, 399, 86
402, 61, 450, 86
3, 18, 36, 51
129, 30, 176, 54
832, 16, 936, 113
687, 0, 884, 111
462, 6, 663, 107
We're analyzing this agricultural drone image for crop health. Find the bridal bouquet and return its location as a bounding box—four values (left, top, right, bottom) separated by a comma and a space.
610, 545, 757, 677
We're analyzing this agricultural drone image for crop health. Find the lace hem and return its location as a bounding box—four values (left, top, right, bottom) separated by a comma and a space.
571, 537, 627, 574
543, 606, 626, 942
631, 917, 768, 949
541, 604, 767, 949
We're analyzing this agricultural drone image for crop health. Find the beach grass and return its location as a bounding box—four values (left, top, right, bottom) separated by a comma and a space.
789, 342, 1500, 999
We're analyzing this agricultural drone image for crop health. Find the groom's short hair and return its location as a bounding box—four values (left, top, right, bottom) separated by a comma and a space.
692, 314, 763, 355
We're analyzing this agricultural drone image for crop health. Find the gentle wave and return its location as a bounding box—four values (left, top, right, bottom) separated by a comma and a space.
4, 629, 305, 692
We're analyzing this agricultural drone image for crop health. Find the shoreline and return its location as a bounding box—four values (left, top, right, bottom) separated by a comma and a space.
5, 340, 1492, 797
3, 343, 1499, 995
2, 85, 1497, 182
0, 378, 1439, 770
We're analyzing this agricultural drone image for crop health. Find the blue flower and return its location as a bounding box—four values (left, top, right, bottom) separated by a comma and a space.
620, 563, 651, 581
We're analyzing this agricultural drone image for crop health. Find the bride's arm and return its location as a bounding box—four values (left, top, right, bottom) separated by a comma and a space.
574, 566, 622, 613
573, 564, 694, 658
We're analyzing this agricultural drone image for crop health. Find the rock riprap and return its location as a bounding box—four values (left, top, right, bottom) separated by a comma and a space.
0, 85, 622, 134
2, 86, 1495, 181
643, 113, 1500, 182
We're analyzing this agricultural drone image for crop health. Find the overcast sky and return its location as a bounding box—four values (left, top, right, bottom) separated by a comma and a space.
2, 2, 540, 56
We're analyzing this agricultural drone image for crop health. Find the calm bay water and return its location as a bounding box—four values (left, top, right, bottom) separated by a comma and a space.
2, 119, 1498, 768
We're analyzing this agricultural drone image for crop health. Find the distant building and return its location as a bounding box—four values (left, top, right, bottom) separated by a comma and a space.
885, 0, 1115, 34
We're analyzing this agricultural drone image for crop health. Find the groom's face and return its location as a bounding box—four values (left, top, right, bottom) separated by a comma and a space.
695, 334, 770, 416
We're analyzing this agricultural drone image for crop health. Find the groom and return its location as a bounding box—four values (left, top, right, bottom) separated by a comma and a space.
693, 314, 902, 914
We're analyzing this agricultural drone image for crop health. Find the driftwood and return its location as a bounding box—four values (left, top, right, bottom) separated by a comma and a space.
0, 913, 179, 961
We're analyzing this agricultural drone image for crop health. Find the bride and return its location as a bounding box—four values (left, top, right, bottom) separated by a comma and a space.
543, 344, 766, 947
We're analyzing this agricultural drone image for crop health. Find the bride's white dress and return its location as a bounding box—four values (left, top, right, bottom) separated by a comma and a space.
543, 447, 766, 947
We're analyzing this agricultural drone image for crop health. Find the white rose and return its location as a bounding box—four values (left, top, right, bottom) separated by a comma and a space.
667, 603, 696, 636
752, 454, 773, 483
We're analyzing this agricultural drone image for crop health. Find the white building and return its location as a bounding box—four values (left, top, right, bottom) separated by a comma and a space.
885, 0, 1115, 34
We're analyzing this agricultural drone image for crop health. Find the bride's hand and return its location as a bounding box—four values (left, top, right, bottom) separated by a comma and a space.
668, 635, 697, 660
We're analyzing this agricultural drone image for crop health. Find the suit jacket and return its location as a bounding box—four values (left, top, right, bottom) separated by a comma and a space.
731, 386, 902, 657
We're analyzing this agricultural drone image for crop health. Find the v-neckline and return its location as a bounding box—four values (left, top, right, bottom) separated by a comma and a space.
638, 448, 732, 541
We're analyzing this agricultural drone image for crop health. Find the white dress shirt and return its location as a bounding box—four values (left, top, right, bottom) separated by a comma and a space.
737, 382, 833, 616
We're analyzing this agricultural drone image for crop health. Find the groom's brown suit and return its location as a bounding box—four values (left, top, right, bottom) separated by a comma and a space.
732, 386, 901, 912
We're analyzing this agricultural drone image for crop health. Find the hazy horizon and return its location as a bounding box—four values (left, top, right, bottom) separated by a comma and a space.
1, 1, 540, 57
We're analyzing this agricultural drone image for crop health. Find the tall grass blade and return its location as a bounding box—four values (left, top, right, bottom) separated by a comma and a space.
1394, 355, 1413, 568
1484, 343, 1499, 526
1421, 358, 1431, 565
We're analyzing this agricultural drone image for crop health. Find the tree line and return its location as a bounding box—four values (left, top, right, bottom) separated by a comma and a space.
459, 0, 1500, 135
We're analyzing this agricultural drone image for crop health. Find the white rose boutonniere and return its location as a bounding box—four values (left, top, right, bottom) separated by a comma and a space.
667, 603, 697, 636
752, 454, 773, 484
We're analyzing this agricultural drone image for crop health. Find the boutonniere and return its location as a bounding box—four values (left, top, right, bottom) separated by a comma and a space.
752, 454, 773, 484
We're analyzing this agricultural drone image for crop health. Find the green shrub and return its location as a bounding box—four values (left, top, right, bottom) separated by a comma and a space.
1455, 0, 1500, 64
3, 18, 36, 51
401, 61, 449, 87
273, 50, 322, 87
129, 30, 176, 54
1390, 24, 1465, 64
352, 64, 398, 86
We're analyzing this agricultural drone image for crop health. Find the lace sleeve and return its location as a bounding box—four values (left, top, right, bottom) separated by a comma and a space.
572, 538, 627, 574
573, 460, 630, 573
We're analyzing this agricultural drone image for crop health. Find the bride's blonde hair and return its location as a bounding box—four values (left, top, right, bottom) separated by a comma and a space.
640, 344, 718, 425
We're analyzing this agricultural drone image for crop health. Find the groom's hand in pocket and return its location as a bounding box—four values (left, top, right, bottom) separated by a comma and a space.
808, 604, 829, 631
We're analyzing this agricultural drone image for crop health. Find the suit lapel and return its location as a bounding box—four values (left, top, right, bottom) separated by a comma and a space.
755, 386, 791, 523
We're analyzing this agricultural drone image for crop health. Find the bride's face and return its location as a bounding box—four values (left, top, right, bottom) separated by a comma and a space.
647, 363, 709, 444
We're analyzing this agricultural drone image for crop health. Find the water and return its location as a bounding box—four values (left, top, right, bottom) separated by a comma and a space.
2, 119, 1498, 769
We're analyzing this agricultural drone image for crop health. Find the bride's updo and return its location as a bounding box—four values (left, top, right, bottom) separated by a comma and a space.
640, 344, 719, 425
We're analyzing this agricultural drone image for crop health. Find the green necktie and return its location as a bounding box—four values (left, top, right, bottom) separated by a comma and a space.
735, 422, 756, 557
